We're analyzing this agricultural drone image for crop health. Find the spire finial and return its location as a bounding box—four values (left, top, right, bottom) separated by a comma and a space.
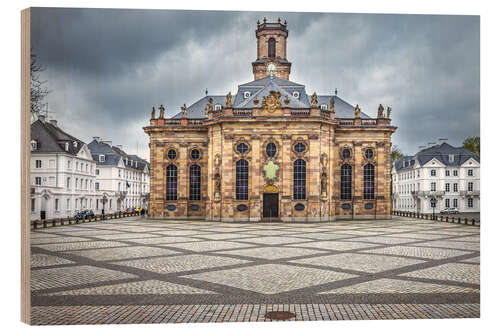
278, 17, 281, 23
335, 88, 338, 96
263, 17, 267, 23
205, 88, 208, 96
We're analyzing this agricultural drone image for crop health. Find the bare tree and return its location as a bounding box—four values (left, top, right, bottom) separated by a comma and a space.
30, 52, 49, 121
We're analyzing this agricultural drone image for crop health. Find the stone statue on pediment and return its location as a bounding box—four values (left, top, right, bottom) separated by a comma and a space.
330, 97, 335, 115
151, 107, 156, 120
226, 92, 232, 108
159, 104, 165, 119
377, 104, 384, 118
311, 92, 318, 108
386, 106, 391, 118
354, 104, 361, 118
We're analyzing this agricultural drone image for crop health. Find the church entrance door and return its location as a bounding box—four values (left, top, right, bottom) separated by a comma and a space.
263, 193, 279, 219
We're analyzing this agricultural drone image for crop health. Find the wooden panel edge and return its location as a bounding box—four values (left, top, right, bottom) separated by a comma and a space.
20, 7, 31, 325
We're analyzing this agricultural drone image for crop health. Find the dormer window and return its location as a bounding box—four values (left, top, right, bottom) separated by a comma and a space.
99, 154, 105, 162
214, 104, 222, 111
449, 154, 454, 163
65, 142, 69, 151
30, 140, 37, 151
292, 91, 300, 99
320, 104, 327, 111
73, 141, 77, 148
244, 91, 251, 99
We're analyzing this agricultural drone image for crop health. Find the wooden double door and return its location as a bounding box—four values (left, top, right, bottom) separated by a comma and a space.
263, 193, 279, 218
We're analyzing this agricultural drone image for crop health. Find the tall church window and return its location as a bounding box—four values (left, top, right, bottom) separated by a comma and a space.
166, 165, 178, 200
268, 37, 276, 58
341, 164, 352, 200
189, 164, 201, 201
364, 163, 375, 200
236, 159, 248, 200
294, 159, 306, 200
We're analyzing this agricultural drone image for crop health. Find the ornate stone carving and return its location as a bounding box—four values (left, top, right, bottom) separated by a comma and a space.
320, 153, 328, 171
253, 96, 259, 106
354, 104, 361, 118
261, 91, 282, 113
386, 106, 391, 118
281, 134, 291, 140
251, 134, 261, 140
321, 172, 328, 198
311, 92, 318, 108
377, 104, 384, 118
224, 134, 234, 140
151, 107, 156, 120
309, 134, 319, 140
284, 95, 290, 107
226, 92, 233, 108
213, 153, 222, 201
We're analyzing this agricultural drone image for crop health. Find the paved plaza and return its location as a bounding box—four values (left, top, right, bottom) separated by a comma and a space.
30, 216, 480, 325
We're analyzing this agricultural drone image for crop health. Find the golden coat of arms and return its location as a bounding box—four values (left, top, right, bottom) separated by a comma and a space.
261, 91, 282, 113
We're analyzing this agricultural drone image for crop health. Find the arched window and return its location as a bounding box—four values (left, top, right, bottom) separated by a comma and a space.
364, 164, 375, 200
236, 159, 248, 200
340, 164, 352, 200
268, 37, 276, 58
166, 165, 178, 200
293, 159, 306, 200
189, 164, 201, 201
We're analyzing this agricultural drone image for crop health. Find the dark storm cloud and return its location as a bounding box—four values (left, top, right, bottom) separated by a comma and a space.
31, 8, 479, 160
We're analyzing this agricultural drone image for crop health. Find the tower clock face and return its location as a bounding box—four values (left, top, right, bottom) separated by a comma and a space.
267, 63, 276, 73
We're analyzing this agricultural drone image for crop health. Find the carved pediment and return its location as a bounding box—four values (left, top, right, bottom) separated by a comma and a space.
260, 91, 283, 116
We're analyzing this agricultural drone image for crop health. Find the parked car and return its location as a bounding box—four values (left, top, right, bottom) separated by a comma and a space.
440, 207, 459, 214
84, 210, 95, 218
75, 210, 96, 220
124, 207, 134, 214
134, 207, 143, 213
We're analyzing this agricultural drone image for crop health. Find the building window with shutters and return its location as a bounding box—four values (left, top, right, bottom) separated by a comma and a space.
468, 182, 473, 191
468, 198, 474, 208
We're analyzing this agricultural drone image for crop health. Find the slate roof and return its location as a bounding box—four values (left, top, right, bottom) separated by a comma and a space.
394, 142, 480, 171
171, 75, 372, 119
88, 139, 150, 171
31, 119, 86, 155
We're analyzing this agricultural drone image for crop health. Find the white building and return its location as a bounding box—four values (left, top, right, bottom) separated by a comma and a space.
392, 139, 480, 214
30, 117, 98, 220
88, 138, 150, 213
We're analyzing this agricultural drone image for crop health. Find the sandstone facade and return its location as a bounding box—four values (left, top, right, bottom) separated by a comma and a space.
144, 19, 397, 222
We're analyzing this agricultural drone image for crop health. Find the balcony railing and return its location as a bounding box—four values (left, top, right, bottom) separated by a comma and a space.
460, 190, 480, 196
411, 190, 445, 197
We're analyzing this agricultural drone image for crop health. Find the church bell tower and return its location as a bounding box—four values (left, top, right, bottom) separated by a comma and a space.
252, 18, 292, 80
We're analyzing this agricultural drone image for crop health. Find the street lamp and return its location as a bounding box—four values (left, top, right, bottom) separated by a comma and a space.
430, 197, 437, 221
101, 194, 108, 216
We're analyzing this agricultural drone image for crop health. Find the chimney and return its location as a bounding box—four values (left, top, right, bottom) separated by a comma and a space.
428, 142, 436, 148
49, 119, 58, 127
38, 115, 46, 122
102, 140, 112, 146
418, 145, 426, 151
92, 136, 101, 142
116, 145, 123, 150
438, 138, 448, 145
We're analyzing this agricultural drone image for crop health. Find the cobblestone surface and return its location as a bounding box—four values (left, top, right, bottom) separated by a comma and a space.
30, 216, 480, 324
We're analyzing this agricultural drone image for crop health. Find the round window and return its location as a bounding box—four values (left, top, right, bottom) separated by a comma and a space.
294, 143, 306, 153
167, 149, 177, 160
364, 148, 374, 160
236, 143, 249, 154
266, 142, 277, 158
190, 149, 200, 160
342, 148, 351, 159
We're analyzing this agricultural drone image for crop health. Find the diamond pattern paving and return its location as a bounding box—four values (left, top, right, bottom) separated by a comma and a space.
291, 253, 424, 273
319, 278, 479, 294
183, 264, 356, 294
45, 279, 215, 295
30, 216, 480, 324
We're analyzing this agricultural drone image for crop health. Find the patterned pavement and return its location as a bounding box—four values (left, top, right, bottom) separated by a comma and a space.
30, 216, 480, 325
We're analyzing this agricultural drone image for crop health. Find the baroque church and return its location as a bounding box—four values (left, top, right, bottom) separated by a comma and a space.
144, 19, 397, 221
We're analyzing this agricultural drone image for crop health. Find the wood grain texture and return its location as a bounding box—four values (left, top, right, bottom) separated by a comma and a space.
21, 7, 31, 325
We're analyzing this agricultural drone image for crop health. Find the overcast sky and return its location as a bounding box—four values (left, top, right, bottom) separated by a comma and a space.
31, 8, 479, 160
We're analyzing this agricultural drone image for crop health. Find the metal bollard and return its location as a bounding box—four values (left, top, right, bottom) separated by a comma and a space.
472, 219, 475, 226
464, 218, 468, 225
458, 217, 461, 224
